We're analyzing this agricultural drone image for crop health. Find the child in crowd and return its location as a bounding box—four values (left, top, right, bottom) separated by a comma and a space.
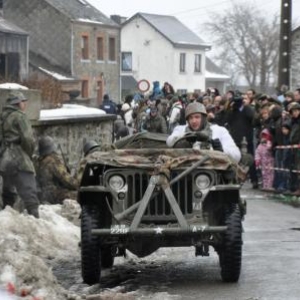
255, 128, 274, 190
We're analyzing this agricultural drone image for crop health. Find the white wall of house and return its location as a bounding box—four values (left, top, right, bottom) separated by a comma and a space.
173, 47, 206, 93
206, 80, 228, 94
121, 17, 206, 93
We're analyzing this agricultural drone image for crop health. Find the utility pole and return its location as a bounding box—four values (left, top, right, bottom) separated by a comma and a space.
278, 0, 292, 89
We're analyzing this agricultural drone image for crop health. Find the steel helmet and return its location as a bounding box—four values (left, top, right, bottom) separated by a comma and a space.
7, 91, 28, 105
38, 136, 56, 156
83, 140, 100, 156
185, 102, 207, 120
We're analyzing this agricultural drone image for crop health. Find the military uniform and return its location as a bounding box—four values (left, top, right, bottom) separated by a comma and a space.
36, 152, 78, 204
143, 113, 168, 134
0, 92, 39, 217
76, 142, 102, 184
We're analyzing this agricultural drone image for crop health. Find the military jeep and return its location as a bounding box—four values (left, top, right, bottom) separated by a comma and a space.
78, 132, 246, 285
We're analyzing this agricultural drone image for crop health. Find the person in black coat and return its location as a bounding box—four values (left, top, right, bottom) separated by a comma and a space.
227, 96, 258, 188
99, 94, 117, 114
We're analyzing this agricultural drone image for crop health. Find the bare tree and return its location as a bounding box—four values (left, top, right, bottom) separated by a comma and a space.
205, 2, 279, 92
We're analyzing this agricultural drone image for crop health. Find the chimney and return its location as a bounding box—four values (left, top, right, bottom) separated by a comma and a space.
110, 14, 127, 25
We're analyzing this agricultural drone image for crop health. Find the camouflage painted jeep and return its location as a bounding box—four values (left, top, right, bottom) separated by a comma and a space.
78, 132, 246, 285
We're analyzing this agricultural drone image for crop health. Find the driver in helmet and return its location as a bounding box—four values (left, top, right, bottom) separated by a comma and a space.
166, 102, 241, 163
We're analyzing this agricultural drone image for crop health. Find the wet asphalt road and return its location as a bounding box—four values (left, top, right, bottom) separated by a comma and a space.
57, 187, 300, 299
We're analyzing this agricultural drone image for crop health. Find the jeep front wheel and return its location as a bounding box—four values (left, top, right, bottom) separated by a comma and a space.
219, 205, 242, 282
81, 205, 101, 284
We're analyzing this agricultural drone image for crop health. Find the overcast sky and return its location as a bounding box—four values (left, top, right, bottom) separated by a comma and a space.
87, 0, 300, 37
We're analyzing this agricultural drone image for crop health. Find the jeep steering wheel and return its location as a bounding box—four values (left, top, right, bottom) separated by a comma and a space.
172, 132, 209, 148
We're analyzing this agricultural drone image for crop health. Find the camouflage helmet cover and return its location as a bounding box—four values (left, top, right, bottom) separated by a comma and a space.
83, 140, 100, 156
7, 91, 28, 105
39, 136, 56, 156
185, 102, 207, 119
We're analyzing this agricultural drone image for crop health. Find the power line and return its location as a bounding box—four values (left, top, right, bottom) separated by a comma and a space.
169, 0, 233, 16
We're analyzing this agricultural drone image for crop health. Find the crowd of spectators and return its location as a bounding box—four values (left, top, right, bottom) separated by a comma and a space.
103, 82, 300, 195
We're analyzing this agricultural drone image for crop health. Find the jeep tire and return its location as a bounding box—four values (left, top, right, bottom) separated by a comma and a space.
81, 205, 101, 284
219, 205, 242, 282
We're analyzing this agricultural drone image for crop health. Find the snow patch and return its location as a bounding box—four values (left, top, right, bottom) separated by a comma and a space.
0, 83, 29, 90
205, 71, 230, 80
0, 205, 80, 299
39, 67, 75, 81
39, 104, 106, 120
77, 18, 103, 25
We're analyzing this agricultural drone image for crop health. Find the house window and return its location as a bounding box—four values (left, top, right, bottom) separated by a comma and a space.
81, 35, 89, 59
97, 37, 104, 60
81, 80, 88, 97
179, 53, 186, 73
195, 54, 202, 73
121, 52, 132, 71
109, 37, 116, 61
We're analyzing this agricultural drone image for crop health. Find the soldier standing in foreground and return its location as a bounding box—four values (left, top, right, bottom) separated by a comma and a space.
0, 92, 40, 218
35, 136, 78, 204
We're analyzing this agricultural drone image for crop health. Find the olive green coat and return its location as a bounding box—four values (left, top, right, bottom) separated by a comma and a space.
0, 105, 35, 173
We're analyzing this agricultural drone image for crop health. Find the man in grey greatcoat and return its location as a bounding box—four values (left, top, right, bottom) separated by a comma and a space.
0, 91, 40, 218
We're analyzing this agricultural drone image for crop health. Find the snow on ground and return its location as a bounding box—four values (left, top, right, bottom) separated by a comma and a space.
0, 203, 79, 300
0, 201, 183, 299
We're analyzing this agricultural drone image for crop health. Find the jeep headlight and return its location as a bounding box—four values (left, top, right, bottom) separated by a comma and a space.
109, 175, 125, 190
195, 174, 211, 190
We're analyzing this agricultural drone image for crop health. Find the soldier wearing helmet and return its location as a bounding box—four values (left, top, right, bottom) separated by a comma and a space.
76, 140, 103, 183
35, 136, 78, 204
166, 102, 241, 162
83, 140, 101, 157
0, 91, 39, 217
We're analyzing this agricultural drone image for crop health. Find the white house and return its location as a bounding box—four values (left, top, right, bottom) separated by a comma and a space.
121, 12, 213, 94
205, 57, 230, 94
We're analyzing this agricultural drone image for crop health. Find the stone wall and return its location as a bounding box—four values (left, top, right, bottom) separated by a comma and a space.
291, 28, 300, 91
32, 115, 116, 174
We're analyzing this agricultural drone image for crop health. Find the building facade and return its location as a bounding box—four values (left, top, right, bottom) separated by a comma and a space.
3, 0, 121, 105
121, 13, 211, 95
0, 18, 29, 81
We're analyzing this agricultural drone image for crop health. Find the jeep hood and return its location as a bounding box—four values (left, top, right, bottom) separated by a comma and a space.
84, 148, 246, 180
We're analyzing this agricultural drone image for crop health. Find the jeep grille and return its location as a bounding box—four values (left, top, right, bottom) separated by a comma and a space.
106, 169, 194, 221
